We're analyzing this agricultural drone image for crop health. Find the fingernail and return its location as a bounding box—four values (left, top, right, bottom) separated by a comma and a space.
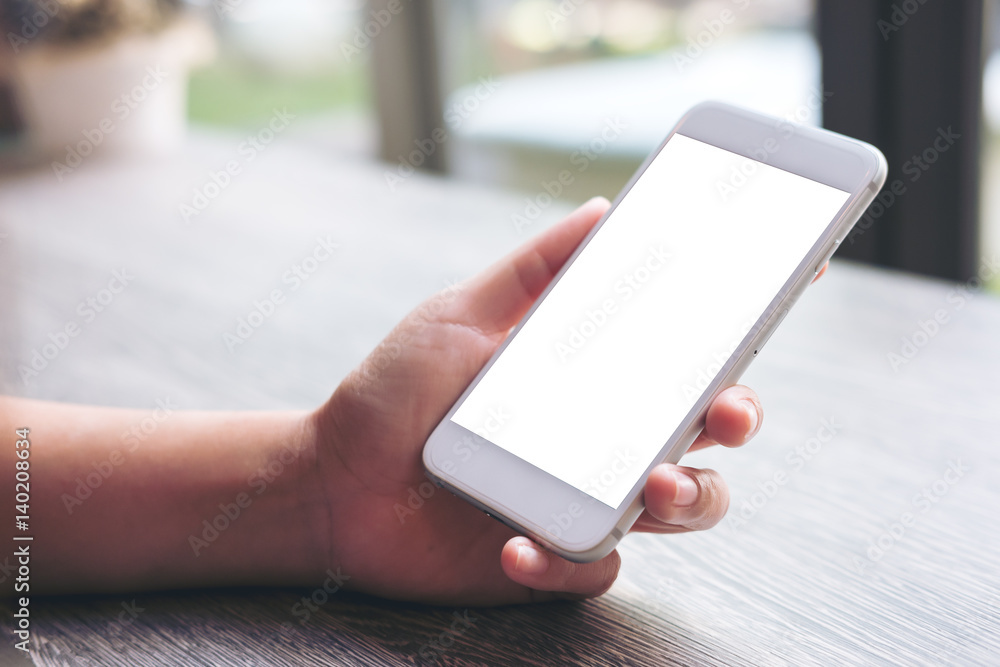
742, 398, 761, 442
672, 471, 699, 507
515, 544, 550, 575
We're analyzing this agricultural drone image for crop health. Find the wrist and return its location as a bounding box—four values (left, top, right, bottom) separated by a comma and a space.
226, 409, 333, 586
28, 402, 334, 593
138, 409, 332, 589
301, 393, 367, 587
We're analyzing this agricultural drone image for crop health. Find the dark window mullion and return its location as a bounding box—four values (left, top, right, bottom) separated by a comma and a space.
819, 0, 984, 281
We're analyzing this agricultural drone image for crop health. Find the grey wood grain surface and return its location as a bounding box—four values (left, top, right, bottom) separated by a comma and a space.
0, 130, 997, 666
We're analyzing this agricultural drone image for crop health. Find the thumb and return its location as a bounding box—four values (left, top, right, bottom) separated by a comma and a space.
452, 197, 610, 336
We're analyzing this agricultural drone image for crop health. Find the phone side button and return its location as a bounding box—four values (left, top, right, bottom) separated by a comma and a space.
753, 308, 788, 357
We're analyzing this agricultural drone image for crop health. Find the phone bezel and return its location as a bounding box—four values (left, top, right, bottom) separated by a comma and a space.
423, 101, 888, 562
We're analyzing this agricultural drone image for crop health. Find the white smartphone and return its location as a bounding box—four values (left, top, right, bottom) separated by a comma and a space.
422, 101, 887, 562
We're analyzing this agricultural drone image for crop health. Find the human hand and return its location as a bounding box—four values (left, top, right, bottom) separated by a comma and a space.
308, 197, 767, 605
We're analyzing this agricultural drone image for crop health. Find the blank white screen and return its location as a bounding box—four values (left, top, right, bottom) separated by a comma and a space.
452, 134, 850, 508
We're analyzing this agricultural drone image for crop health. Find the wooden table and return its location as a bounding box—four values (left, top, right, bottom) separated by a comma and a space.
0, 131, 997, 666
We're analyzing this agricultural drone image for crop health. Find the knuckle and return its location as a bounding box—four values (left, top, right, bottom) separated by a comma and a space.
589, 552, 621, 598
690, 468, 729, 530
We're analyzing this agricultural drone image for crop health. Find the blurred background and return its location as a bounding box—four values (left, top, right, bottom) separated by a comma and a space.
3, 6, 997, 664
0, 0, 994, 288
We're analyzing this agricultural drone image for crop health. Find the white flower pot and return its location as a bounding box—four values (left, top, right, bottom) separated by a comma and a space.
10, 16, 214, 162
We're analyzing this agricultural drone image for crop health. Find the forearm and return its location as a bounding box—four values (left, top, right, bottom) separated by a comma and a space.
0, 397, 331, 594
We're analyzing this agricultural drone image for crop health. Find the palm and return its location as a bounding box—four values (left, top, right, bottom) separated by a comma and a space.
312, 202, 615, 606
321, 302, 532, 605
309, 198, 764, 605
